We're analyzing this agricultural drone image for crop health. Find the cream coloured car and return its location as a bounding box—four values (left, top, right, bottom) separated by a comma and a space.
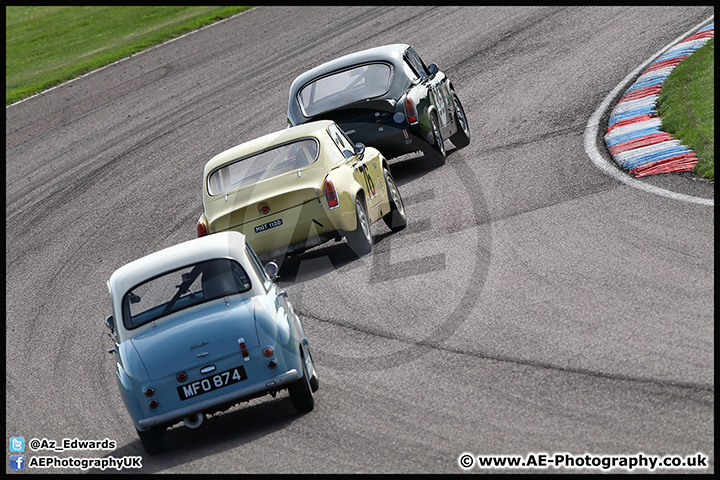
197, 120, 406, 259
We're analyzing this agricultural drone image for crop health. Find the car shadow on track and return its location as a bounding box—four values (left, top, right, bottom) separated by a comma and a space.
88, 394, 308, 473
271, 150, 459, 287
385, 149, 457, 186
273, 229, 396, 287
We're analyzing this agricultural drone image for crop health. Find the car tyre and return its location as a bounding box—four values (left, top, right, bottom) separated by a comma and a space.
424, 112, 446, 167
382, 169, 407, 232
137, 426, 166, 455
449, 94, 471, 149
289, 350, 315, 413
345, 197, 373, 257
307, 349, 319, 392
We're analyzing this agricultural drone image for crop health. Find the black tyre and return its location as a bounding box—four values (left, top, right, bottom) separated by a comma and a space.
382, 169, 407, 232
345, 197, 373, 257
137, 426, 166, 455
307, 349, 319, 392
449, 94, 470, 149
424, 112, 446, 167
289, 351, 315, 413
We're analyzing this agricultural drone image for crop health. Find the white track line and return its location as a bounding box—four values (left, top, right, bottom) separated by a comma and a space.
584, 15, 714, 207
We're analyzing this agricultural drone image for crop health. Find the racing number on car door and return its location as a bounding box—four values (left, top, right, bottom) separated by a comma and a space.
357, 163, 377, 198
430, 83, 450, 127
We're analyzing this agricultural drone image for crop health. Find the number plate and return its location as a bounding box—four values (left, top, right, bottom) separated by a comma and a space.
177, 366, 248, 401
254, 219, 282, 233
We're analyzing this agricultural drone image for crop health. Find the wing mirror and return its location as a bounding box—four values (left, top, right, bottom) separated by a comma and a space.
354, 142, 365, 160
428, 63, 438, 77
264, 262, 279, 281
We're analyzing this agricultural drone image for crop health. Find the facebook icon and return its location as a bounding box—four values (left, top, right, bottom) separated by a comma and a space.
10, 455, 25, 470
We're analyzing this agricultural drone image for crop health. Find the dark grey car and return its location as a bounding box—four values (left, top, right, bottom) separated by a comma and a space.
287, 44, 470, 167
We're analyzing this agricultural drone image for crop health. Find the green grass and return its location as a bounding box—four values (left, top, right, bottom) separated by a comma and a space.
656, 38, 714, 181
5, 7, 715, 183
5, 6, 252, 105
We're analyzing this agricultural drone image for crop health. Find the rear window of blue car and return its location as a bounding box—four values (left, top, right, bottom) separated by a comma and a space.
122, 258, 252, 329
298, 62, 392, 117
207, 139, 319, 196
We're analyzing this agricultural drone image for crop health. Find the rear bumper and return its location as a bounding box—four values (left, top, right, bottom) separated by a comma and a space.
344, 123, 428, 159
231, 199, 354, 257
136, 368, 299, 430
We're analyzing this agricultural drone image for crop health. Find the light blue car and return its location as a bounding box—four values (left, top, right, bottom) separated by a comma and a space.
105, 231, 318, 455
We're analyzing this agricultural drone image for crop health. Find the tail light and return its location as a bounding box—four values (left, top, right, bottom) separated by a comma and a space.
176, 372, 188, 383
238, 338, 250, 361
263, 347, 274, 357
404, 97, 418, 124
324, 179, 339, 209
196, 220, 208, 237
148, 399, 159, 409
144, 387, 155, 397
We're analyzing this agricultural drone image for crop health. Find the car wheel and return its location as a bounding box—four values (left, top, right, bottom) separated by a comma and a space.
307, 349, 319, 392
424, 111, 446, 167
345, 197, 373, 257
137, 426, 166, 455
449, 94, 471, 149
289, 350, 314, 413
382, 169, 407, 232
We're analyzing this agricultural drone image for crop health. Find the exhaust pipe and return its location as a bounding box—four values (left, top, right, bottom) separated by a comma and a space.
183, 412, 205, 429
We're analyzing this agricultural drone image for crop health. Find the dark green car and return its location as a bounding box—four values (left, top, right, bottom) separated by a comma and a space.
287, 44, 470, 168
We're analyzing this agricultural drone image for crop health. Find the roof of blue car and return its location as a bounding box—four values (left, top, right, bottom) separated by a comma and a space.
108, 231, 248, 297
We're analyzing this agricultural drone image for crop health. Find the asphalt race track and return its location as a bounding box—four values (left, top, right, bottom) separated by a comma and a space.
6, 6, 714, 474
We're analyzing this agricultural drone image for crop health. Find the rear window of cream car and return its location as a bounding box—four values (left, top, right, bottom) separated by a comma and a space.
207, 138, 319, 196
